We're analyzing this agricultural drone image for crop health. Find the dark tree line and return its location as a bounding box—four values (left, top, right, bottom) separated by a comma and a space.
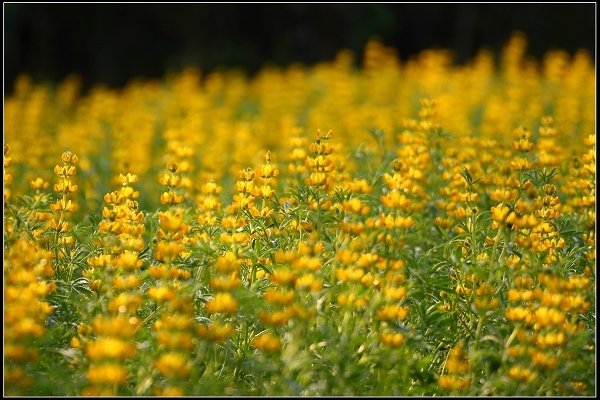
4, 3, 595, 92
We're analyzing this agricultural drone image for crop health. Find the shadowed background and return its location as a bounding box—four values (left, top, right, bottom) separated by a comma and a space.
4, 3, 596, 93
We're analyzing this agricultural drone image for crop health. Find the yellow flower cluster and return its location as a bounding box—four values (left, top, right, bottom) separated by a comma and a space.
4, 239, 55, 394
80, 173, 145, 395
505, 269, 592, 386
48, 152, 79, 260
438, 344, 470, 391
4, 144, 13, 202
2, 32, 595, 396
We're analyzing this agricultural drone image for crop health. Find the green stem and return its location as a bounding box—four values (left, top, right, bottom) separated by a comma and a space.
474, 314, 485, 342
488, 225, 505, 284
502, 324, 520, 363
315, 189, 322, 236
250, 263, 257, 287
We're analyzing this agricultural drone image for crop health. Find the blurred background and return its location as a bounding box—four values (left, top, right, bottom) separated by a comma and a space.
4, 3, 596, 93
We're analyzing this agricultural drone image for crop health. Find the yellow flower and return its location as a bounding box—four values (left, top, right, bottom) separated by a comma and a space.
377, 305, 409, 321
259, 309, 294, 326
160, 191, 184, 205
209, 273, 241, 292
438, 375, 470, 391
536, 331, 565, 348
342, 197, 371, 214
380, 331, 405, 347
197, 323, 234, 342
505, 306, 530, 322
270, 268, 296, 286
215, 252, 240, 273
512, 137, 534, 152
510, 156, 534, 171
264, 289, 295, 306
112, 275, 140, 290
156, 331, 195, 351
154, 352, 190, 378
158, 210, 189, 234
117, 173, 138, 185
200, 181, 222, 194
238, 167, 255, 181
356, 253, 379, 268
205, 293, 238, 315
159, 173, 181, 188
114, 251, 143, 271
383, 286, 407, 302
532, 306, 565, 328
107, 293, 142, 314
86, 337, 136, 360
154, 314, 192, 331
86, 363, 128, 385
50, 198, 77, 212
154, 241, 184, 262
148, 286, 176, 303
30, 177, 49, 190
257, 163, 279, 179
53, 165, 77, 177
158, 387, 184, 396
251, 332, 281, 352
491, 203, 511, 225
508, 366, 536, 382
61, 151, 78, 164
294, 273, 322, 292
53, 178, 78, 193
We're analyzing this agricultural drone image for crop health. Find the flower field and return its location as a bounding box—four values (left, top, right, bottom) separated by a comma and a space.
3, 33, 596, 396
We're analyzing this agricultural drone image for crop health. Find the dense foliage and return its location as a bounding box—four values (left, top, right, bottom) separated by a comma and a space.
3, 34, 595, 396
